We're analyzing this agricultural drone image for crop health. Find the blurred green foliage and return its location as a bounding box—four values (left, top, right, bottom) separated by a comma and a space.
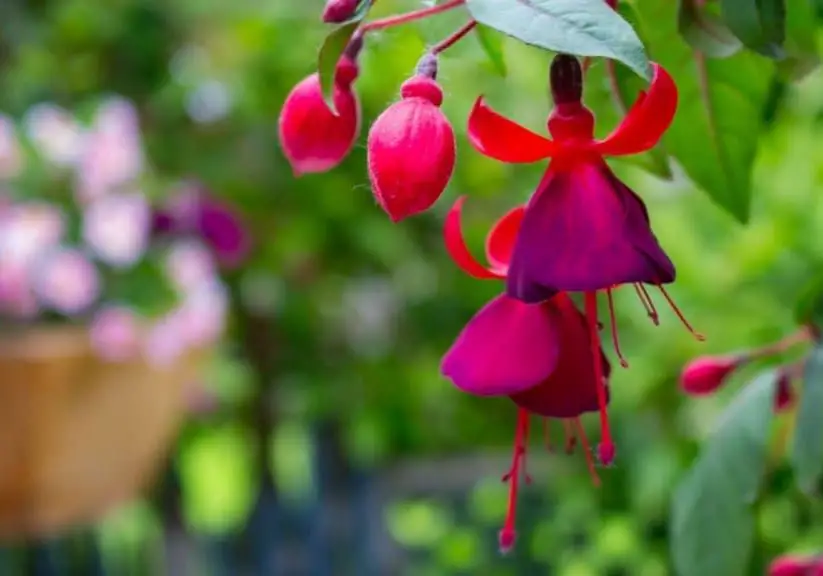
3, 0, 823, 573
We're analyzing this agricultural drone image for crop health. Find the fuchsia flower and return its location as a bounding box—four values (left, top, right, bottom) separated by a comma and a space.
367, 53, 456, 222
278, 38, 362, 176
441, 197, 611, 552
463, 54, 704, 460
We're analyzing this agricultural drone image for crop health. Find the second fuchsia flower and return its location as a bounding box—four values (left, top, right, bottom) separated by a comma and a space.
441, 197, 612, 552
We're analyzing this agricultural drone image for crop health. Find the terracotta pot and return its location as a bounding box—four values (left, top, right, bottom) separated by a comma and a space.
0, 325, 201, 539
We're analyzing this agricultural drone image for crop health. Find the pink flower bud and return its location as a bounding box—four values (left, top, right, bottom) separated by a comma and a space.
769, 555, 816, 576
278, 57, 360, 176
367, 72, 455, 222
680, 355, 742, 396
322, 0, 360, 23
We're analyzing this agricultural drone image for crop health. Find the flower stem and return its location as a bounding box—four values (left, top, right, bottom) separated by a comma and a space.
361, 0, 465, 32
749, 326, 813, 360
431, 20, 477, 54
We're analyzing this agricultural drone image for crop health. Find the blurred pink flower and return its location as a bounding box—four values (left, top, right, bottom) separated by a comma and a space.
75, 97, 144, 202
82, 192, 150, 267
23, 104, 85, 166
0, 115, 23, 178
89, 305, 140, 361
164, 239, 217, 292
0, 263, 38, 318
177, 281, 228, 348
33, 248, 100, 315
144, 311, 189, 367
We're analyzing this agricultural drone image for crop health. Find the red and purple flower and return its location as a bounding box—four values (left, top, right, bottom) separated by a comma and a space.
440, 196, 612, 551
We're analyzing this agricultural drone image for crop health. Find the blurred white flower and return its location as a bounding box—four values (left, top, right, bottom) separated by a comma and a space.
0, 115, 23, 178
176, 281, 228, 347
0, 203, 65, 266
186, 80, 232, 124
23, 104, 85, 166
33, 248, 100, 315
144, 311, 189, 368
82, 192, 150, 267
89, 305, 140, 361
164, 240, 217, 293
75, 97, 144, 202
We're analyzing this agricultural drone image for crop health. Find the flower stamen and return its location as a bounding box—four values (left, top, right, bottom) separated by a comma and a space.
633, 283, 659, 325
562, 419, 576, 454
657, 285, 705, 341
543, 418, 554, 453
606, 288, 629, 368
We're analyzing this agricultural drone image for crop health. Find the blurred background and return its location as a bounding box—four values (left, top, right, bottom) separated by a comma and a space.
1, 0, 823, 574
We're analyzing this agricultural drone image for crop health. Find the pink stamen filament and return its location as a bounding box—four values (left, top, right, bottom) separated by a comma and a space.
656, 285, 705, 341
500, 409, 530, 553
562, 419, 576, 454
633, 283, 659, 325
573, 418, 601, 487
606, 288, 629, 368
584, 291, 614, 465
361, 0, 465, 32
431, 20, 477, 54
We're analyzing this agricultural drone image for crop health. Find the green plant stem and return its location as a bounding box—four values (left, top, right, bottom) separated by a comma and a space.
361, 0, 465, 32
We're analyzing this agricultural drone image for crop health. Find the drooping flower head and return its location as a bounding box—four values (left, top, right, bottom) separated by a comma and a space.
467, 54, 703, 461
367, 52, 456, 222
278, 36, 363, 176
440, 196, 612, 552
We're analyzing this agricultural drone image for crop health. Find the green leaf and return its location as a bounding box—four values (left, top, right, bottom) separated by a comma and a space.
720, 0, 786, 58
778, 0, 821, 79
474, 23, 507, 76
634, 0, 774, 223
670, 371, 779, 576
678, 0, 743, 58
465, 0, 652, 80
317, 21, 360, 113
791, 345, 823, 495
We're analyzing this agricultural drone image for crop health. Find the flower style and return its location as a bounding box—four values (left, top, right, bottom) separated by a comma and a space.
367, 53, 456, 222
440, 196, 612, 552
278, 38, 362, 176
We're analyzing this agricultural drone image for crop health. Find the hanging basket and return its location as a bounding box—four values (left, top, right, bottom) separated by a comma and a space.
0, 325, 202, 540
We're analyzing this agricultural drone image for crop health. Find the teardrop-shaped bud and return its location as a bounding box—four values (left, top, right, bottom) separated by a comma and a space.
768, 555, 817, 576
278, 57, 361, 176
679, 354, 743, 396
322, 0, 360, 22
367, 73, 455, 222
774, 372, 795, 413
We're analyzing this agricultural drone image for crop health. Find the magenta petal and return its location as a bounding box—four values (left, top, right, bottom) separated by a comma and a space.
506, 162, 674, 303
441, 294, 558, 396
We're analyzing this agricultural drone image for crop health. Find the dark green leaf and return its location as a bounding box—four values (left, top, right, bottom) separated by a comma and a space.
474, 23, 507, 76
634, 0, 774, 223
465, 0, 652, 80
720, 0, 786, 58
670, 371, 779, 576
791, 345, 823, 495
317, 21, 360, 113
678, 0, 743, 58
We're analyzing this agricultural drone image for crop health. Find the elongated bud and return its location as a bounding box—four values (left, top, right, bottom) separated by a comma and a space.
277, 56, 361, 176
550, 54, 583, 105
367, 54, 455, 222
322, 0, 360, 23
680, 355, 744, 396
